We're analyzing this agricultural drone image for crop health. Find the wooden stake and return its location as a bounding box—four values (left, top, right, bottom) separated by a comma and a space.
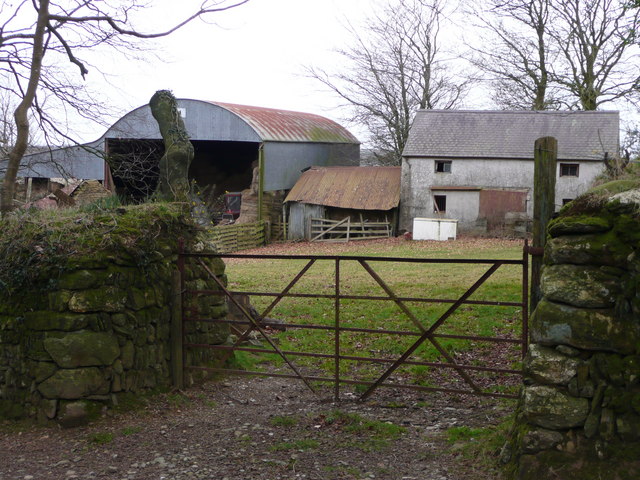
531, 136, 557, 313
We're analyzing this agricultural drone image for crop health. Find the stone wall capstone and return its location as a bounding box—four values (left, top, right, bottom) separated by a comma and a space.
508, 181, 640, 480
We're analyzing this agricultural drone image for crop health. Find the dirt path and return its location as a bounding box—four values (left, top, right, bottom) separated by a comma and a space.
0, 370, 510, 480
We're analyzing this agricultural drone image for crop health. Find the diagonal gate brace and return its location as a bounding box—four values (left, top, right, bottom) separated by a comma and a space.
196, 258, 317, 395
359, 262, 503, 401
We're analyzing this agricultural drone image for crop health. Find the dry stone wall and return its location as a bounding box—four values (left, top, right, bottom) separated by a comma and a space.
509, 181, 640, 479
0, 205, 229, 426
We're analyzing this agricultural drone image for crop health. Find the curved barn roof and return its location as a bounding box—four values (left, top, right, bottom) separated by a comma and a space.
205, 101, 359, 143
104, 99, 359, 144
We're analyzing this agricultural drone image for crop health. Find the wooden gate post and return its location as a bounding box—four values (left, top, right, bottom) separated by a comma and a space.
531, 136, 557, 313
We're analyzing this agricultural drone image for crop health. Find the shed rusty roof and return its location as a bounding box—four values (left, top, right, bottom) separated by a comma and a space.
284, 166, 400, 211
207, 101, 359, 144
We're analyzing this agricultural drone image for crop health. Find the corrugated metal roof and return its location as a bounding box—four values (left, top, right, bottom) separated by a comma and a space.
403, 110, 619, 161
207, 101, 359, 144
284, 166, 400, 211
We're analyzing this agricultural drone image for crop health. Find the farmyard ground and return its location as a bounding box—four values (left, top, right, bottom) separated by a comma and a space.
1, 238, 522, 480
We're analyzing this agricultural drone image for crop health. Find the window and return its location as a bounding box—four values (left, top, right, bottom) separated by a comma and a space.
434, 194, 446, 213
562, 198, 573, 206
435, 161, 452, 173
560, 163, 579, 177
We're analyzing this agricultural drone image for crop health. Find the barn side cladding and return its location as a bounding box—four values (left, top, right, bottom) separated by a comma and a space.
506, 179, 640, 479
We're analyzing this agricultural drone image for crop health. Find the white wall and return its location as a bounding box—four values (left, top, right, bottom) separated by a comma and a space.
400, 157, 604, 232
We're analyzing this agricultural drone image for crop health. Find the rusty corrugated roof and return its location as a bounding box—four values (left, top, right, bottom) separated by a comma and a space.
284, 166, 400, 211
207, 101, 359, 144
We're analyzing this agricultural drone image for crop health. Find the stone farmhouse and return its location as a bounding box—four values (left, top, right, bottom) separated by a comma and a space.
399, 110, 620, 234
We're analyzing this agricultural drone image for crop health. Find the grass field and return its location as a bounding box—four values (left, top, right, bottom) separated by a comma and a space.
216, 237, 527, 397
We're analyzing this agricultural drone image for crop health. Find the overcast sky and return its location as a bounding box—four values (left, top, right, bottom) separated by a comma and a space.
69, 0, 636, 146
79, 0, 397, 144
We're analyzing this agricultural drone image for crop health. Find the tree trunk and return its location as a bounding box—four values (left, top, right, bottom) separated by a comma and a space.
1, 0, 49, 216
149, 90, 194, 202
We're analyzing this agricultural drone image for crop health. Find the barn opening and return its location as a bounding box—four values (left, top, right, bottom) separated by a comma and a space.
106, 138, 259, 205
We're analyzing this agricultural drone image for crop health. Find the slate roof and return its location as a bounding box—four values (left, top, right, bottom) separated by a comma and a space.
284, 166, 401, 211
403, 110, 619, 161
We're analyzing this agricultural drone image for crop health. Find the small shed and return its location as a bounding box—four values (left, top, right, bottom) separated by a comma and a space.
284, 166, 401, 241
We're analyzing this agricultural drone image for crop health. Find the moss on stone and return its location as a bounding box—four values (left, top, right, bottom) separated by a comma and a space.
23, 311, 95, 331
548, 215, 612, 237
531, 298, 637, 354
517, 444, 640, 480
44, 331, 120, 368
559, 179, 640, 218
38, 367, 110, 400
546, 229, 635, 268
57, 269, 109, 290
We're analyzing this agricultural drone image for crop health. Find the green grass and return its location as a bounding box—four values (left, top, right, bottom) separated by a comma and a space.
166, 393, 190, 408
224, 239, 525, 391
319, 409, 406, 451
446, 425, 491, 444
120, 426, 142, 436
88, 432, 113, 445
444, 417, 516, 478
269, 415, 298, 427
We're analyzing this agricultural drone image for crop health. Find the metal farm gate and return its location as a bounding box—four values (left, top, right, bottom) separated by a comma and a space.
178, 244, 530, 401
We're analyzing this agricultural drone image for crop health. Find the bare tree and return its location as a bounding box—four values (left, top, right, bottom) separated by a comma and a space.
466, 0, 563, 110
470, 0, 640, 111
308, 0, 469, 165
549, 0, 640, 110
0, 0, 249, 215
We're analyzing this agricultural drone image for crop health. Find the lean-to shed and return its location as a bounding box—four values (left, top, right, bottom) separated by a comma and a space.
14, 99, 360, 215
284, 166, 401, 240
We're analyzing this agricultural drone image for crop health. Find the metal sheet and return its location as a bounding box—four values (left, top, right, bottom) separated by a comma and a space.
479, 189, 527, 229
284, 166, 401, 211
209, 102, 359, 144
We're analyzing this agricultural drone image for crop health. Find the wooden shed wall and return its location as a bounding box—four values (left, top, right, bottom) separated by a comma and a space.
287, 202, 324, 240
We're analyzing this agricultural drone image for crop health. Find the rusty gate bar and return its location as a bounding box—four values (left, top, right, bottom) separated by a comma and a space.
359, 263, 502, 400
186, 366, 516, 399
186, 343, 522, 375
180, 245, 530, 401
187, 317, 524, 344
189, 289, 523, 307
334, 258, 340, 401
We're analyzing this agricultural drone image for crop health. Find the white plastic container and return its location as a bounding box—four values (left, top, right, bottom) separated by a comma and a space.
412, 217, 458, 241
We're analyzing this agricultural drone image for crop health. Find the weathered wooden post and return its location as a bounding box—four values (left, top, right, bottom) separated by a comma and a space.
530, 136, 557, 313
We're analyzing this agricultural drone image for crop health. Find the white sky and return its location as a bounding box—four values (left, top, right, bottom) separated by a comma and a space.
81, 0, 393, 145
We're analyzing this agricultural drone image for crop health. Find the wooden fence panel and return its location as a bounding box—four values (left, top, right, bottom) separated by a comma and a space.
310, 217, 392, 242
209, 221, 266, 253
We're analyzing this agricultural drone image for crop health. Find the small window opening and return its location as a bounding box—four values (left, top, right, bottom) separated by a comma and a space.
435, 161, 452, 173
562, 198, 573, 206
434, 194, 446, 213
560, 163, 579, 177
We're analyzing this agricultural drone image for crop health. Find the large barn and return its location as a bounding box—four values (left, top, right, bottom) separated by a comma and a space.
13, 99, 360, 213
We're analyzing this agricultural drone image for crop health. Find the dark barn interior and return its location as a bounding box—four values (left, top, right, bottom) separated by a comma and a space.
106, 138, 258, 203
